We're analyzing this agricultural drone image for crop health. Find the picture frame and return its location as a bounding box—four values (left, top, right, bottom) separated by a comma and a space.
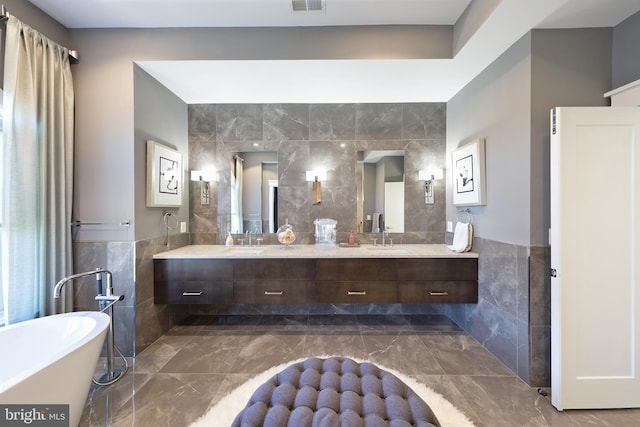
146, 140, 183, 207
452, 138, 486, 206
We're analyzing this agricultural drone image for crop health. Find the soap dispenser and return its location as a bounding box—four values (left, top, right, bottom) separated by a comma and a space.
349, 230, 355, 246
225, 232, 234, 246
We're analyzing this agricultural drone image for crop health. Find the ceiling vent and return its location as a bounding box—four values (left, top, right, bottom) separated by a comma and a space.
291, 0, 325, 13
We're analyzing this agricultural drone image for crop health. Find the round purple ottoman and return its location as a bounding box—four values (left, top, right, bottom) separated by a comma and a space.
232, 356, 441, 427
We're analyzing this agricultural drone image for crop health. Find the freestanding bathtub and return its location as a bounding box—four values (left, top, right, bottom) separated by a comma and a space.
0, 311, 110, 427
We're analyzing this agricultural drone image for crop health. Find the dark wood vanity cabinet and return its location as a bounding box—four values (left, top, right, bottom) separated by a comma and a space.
234, 259, 314, 304
316, 281, 398, 303
315, 259, 397, 281
314, 258, 478, 304
397, 258, 478, 304
154, 256, 478, 305
154, 259, 233, 304
315, 259, 398, 303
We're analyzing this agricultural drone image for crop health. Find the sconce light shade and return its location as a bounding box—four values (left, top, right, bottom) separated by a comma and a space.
190, 169, 217, 182
418, 167, 443, 205
306, 170, 325, 204
190, 169, 217, 206
306, 170, 327, 182
418, 167, 444, 181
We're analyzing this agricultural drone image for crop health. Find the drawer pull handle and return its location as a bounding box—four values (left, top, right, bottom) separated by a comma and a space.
182, 291, 203, 296
429, 291, 449, 296
347, 291, 367, 296
264, 290, 284, 296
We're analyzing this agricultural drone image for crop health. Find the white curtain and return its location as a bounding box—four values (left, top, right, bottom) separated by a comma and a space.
1, 16, 75, 324
230, 156, 244, 234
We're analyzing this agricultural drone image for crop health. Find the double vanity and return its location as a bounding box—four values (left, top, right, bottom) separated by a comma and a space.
153, 244, 478, 306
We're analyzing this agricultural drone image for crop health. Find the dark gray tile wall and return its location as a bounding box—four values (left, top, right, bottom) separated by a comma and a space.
184, 102, 452, 333
134, 234, 191, 353
189, 303, 446, 316
185, 102, 555, 387
75, 102, 552, 386
74, 240, 136, 356
74, 232, 191, 356
529, 245, 551, 386
188, 102, 448, 244
445, 236, 551, 387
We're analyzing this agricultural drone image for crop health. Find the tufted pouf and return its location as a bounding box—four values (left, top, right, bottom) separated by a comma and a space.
231, 357, 441, 427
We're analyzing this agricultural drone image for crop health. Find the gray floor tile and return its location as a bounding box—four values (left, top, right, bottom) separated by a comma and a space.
81, 314, 640, 427
108, 373, 222, 426
419, 334, 514, 376
362, 333, 446, 376
159, 334, 252, 374
302, 333, 368, 359
228, 334, 307, 374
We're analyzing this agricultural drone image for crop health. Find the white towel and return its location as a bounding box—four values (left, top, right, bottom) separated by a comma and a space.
448, 222, 473, 253
371, 212, 381, 233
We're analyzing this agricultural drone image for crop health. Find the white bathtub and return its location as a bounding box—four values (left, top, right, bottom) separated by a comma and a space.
0, 311, 110, 427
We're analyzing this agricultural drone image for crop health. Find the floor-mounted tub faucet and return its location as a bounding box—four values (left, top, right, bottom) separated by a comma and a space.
54, 268, 127, 386
54, 268, 108, 298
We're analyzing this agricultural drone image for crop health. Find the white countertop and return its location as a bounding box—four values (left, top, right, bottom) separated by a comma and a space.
153, 244, 478, 259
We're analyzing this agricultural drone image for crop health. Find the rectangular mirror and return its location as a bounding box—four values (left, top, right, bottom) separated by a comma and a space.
230, 151, 278, 234
357, 150, 405, 233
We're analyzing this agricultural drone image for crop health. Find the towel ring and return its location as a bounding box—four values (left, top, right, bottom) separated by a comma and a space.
162, 211, 179, 230
456, 209, 473, 224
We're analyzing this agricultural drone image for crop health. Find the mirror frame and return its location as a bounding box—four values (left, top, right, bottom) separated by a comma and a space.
357, 150, 405, 234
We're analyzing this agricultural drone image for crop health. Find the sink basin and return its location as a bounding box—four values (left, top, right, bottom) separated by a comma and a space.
226, 246, 264, 255
365, 246, 410, 255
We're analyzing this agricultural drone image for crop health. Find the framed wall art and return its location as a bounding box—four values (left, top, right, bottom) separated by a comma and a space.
452, 138, 486, 206
146, 140, 183, 207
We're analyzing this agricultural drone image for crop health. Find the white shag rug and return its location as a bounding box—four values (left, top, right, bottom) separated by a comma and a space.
190, 356, 476, 427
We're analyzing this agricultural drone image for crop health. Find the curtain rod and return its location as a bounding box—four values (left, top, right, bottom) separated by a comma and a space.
0, 4, 79, 63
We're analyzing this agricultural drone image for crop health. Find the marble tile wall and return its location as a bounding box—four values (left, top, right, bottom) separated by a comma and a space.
188, 103, 447, 245
189, 303, 446, 316
528, 245, 551, 386
74, 232, 191, 356
74, 241, 136, 356
445, 236, 551, 387
134, 233, 191, 353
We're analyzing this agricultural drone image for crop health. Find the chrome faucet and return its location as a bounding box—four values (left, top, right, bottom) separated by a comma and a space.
381, 229, 389, 246
55, 268, 111, 298
245, 230, 252, 246
55, 268, 123, 311
54, 268, 126, 386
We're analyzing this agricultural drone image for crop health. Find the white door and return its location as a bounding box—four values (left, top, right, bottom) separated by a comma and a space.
550, 106, 640, 410
384, 181, 404, 233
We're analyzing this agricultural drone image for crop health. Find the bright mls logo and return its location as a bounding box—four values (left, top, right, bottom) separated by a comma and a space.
0, 405, 69, 426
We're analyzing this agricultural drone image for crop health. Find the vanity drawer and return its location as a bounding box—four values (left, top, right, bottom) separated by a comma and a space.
154, 259, 234, 281
315, 281, 397, 303
234, 280, 312, 304
398, 281, 478, 304
234, 259, 315, 281
316, 259, 397, 281
397, 258, 478, 281
155, 280, 233, 304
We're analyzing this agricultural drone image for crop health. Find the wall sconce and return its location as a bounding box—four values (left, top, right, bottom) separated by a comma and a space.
418, 167, 443, 204
306, 170, 326, 205
191, 169, 217, 205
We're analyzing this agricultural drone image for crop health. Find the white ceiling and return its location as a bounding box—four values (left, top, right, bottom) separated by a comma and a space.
27, 0, 640, 103
29, 0, 473, 28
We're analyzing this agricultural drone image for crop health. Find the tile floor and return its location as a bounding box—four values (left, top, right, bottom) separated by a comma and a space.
81, 314, 640, 426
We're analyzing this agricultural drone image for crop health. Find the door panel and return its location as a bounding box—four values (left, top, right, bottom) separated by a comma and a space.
550, 106, 640, 410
